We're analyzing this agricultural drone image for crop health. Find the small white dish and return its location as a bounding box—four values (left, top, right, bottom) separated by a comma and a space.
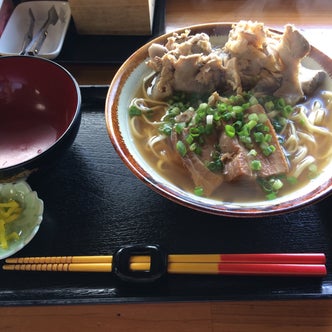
0, 1, 70, 59
0, 181, 44, 260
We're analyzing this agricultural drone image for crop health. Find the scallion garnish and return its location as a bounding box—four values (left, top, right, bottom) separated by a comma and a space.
247, 149, 257, 157
194, 186, 204, 196
176, 141, 187, 157
159, 123, 172, 136
266, 192, 277, 200
129, 105, 142, 117
175, 122, 186, 134
251, 160, 262, 171
225, 124, 235, 138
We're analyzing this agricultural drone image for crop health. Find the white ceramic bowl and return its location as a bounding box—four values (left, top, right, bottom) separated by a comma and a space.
105, 23, 332, 217
0, 181, 44, 260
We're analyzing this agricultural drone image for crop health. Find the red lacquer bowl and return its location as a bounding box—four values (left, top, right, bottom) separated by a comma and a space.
0, 55, 81, 182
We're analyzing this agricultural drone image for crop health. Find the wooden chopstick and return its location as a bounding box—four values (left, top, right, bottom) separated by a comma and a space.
3, 261, 326, 276
4, 253, 326, 264
2, 253, 327, 277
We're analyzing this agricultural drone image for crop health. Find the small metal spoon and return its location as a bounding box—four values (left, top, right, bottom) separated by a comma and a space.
25, 5, 59, 56
19, 8, 35, 55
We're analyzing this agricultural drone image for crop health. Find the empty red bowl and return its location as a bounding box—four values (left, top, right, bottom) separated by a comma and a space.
0, 55, 81, 181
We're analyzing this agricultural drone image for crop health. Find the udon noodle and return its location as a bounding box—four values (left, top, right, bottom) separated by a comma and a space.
128, 22, 332, 202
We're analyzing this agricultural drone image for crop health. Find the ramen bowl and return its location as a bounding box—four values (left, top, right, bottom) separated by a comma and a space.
0, 55, 81, 182
105, 23, 332, 217
0, 180, 44, 260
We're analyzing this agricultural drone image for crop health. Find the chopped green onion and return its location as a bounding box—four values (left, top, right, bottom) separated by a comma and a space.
254, 132, 264, 143
249, 96, 259, 105
221, 112, 232, 121
265, 100, 274, 111
232, 105, 243, 113
225, 124, 235, 138
205, 124, 213, 135
176, 141, 187, 157
242, 102, 251, 110
246, 119, 257, 131
251, 160, 262, 171
248, 149, 257, 157
159, 123, 172, 136
266, 192, 277, 200
185, 134, 194, 145
262, 145, 276, 156
276, 98, 286, 108
217, 103, 228, 112
213, 111, 223, 121
239, 135, 252, 145
175, 122, 186, 134
207, 161, 219, 172
194, 186, 204, 196
258, 113, 268, 123
308, 163, 317, 173
282, 105, 293, 117
233, 120, 243, 132
194, 145, 202, 155
264, 134, 272, 143
238, 126, 249, 137
190, 127, 201, 137
308, 163, 318, 178
287, 176, 297, 185
189, 142, 198, 152
248, 113, 259, 122
129, 105, 142, 117
271, 179, 283, 190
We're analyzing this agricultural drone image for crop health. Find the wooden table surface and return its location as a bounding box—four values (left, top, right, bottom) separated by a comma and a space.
1, 1, 332, 331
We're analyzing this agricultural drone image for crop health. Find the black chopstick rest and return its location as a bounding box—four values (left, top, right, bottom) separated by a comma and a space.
112, 244, 167, 282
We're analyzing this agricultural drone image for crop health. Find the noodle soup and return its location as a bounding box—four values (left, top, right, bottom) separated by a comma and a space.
106, 22, 332, 216
129, 84, 332, 203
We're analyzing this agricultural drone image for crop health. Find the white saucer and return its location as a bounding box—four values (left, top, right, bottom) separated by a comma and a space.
0, 1, 70, 59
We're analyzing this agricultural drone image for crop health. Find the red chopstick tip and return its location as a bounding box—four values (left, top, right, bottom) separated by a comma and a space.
217, 263, 327, 277
219, 253, 326, 264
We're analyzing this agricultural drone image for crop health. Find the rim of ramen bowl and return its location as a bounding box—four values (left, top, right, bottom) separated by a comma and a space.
105, 22, 332, 217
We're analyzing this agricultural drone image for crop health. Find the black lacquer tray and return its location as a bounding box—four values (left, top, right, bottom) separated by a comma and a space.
56, 0, 166, 64
1, 86, 332, 306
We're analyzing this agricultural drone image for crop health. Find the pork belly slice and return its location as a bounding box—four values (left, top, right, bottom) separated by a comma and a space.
170, 103, 289, 195
171, 130, 224, 196
181, 152, 224, 196
219, 132, 253, 182
248, 104, 289, 177
218, 104, 289, 182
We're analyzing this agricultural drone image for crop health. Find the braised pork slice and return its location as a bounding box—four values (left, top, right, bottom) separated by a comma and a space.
171, 103, 289, 194
218, 104, 289, 182
171, 129, 224, 196
248, 104, 290, 177
219, 133, 253, 181
181, 152, 224, 196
